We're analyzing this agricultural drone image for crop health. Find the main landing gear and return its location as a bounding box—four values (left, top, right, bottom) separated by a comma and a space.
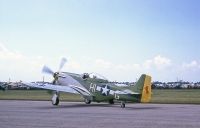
109, 99, 114, 104
52, 92, 59, 105
84, 99, 91, 104
120, 101, 125, 108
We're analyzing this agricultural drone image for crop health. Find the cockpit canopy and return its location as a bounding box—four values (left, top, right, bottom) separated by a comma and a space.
82, 73, 90, 79
82, 73, 109, 83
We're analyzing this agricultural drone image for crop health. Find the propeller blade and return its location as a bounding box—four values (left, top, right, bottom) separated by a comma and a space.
42, 65, 54, 75
59, 57, 67, 72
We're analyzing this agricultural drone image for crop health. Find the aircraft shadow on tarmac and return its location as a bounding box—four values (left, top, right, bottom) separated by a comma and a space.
36, 102, 161, 110
37, 103, 118, 109
125, 106, 161, 110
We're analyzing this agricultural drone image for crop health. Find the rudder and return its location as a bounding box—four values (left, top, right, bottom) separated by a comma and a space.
140, 75, 151, 102
132, 74, 152, 103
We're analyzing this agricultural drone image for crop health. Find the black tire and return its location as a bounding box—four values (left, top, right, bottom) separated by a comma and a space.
52, 95, 59, 105
84, 99, 91, 104
109, 99, 114, 104
54, 97, 59, 105
121, 102, 125, 108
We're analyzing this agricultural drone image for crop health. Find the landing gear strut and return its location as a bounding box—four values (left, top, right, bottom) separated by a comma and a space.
109, 99, 114, 104
84, 99, 91, 104
52, 92, 59, 105
120, 101, 125, 108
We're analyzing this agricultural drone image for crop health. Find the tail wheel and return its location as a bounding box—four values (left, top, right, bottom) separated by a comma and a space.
120, 101, 125, 108
84, 99, 91, 104
52, 93, 59, 105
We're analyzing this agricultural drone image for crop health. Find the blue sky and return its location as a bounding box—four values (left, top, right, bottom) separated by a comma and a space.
0, 0, 200, 82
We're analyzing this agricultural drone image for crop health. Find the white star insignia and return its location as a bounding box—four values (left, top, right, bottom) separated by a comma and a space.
101, 85, 109, 95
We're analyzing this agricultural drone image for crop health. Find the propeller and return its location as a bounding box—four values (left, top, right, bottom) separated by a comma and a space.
42, 57, 67, 84
59, 58, 67, 72
42, 65, 54, 75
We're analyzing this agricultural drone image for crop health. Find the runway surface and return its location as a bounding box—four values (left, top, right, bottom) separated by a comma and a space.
0, 100, 200, 128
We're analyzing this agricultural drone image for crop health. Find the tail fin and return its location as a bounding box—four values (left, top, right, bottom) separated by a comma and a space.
132, 74, 152, 103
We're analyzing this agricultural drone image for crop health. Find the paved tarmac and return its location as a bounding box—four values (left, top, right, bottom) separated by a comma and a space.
0, 100, 200, 128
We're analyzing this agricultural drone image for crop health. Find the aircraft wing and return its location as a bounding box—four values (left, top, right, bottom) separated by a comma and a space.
23, 82, 78, 94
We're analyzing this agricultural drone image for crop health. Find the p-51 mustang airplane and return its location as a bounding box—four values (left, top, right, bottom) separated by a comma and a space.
24, 58, 152, 108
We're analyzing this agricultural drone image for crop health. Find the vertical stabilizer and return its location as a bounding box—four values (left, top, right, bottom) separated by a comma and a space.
132, 74, 152, 103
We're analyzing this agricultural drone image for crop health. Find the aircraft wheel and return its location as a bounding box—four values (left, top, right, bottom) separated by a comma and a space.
52, 93, 59, 105
120, 102, 125, 108
109, 99, 114, 104
84, 99, 91, 104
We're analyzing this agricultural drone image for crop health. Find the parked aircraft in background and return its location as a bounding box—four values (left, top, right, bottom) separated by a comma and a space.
0, 82, 6, 91
23, 58, 152, 108
0, 80, 26, 90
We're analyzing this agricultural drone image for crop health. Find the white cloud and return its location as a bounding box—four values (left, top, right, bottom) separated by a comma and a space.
71, 55, 173, 81
0, 43, 49, 81
143, 59, 153, 69
95, 59, 112, 69
0, 43, 25, 60
67, 60, 81, 69
143, 55, 172, 70
154, 55, 171, 67
0, 43, 199, 82
0, 43, 8, 52
115, 63, 140, 71
182, 60, 200, 70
